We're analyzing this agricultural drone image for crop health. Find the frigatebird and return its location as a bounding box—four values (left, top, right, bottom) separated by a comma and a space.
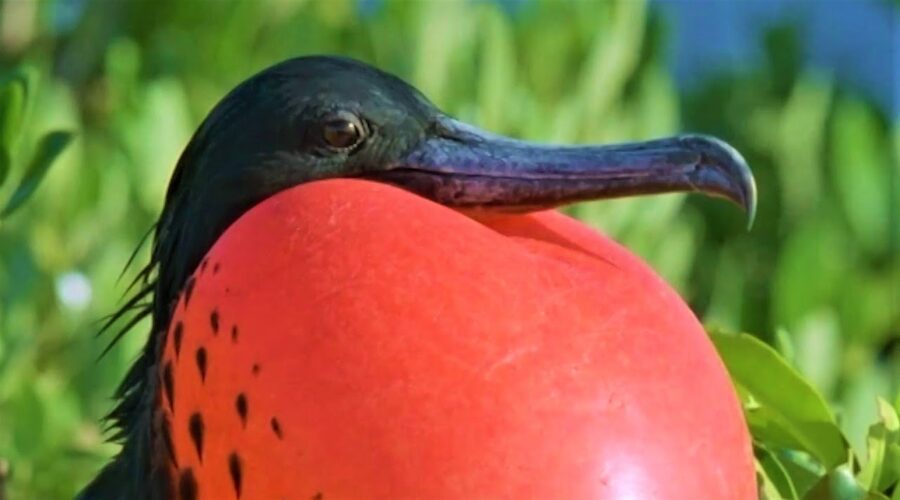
80, 55, 755, 499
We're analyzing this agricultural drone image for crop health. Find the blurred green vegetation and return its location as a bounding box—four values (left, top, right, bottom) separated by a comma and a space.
0, 0, 896, 498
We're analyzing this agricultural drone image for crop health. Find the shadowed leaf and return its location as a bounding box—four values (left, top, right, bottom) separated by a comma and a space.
0, 69, 34, 186
1, 131, 74, 218
757, 445, 800, 500
803, 465, 874, 500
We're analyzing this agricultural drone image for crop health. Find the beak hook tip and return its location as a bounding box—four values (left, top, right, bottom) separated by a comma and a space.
744, 175, 758, 231
681, 134, 757, 230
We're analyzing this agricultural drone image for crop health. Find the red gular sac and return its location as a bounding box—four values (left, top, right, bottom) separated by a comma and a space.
157, 179, 755, 500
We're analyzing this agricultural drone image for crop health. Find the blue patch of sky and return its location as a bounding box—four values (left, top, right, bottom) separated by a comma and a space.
655, 0, 897, 118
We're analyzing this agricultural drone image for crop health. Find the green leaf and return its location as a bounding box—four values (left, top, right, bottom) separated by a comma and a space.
0, 68, 34, 186
710, 330, 849, 469
1, 131, 74, 218
780, 450, 831, 497
858, 398, 900, 492
842, 366, 894, 461
774, 327, 796, 366
803, 466, 870, 500
759, 459, 788, 500
758, 445, 801, 500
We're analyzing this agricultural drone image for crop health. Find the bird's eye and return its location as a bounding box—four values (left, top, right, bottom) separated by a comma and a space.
321, 114, 365, 150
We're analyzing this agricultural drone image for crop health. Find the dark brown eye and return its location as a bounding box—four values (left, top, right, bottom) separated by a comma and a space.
322, 114, 364, 149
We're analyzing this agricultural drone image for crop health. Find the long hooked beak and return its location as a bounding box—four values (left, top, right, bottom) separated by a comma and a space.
371, 117, 757, 228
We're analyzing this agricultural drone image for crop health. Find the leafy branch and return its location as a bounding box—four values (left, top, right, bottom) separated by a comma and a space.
711, 330, 900, 499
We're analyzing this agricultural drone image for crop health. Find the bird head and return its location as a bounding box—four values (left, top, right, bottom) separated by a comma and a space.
156, 55, 755, 302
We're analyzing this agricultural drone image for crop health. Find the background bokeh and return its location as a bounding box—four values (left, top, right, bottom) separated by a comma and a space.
0, 0, 897, 498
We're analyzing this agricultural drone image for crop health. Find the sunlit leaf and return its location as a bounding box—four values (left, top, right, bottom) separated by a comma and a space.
842, 366, 894, 461
857, 399, 900, 493
1, 131, 74, 218
710, 330, 848, 469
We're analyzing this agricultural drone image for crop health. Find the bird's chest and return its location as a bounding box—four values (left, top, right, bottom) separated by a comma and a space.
150, 180, 754, 500
153, 262, 298, 500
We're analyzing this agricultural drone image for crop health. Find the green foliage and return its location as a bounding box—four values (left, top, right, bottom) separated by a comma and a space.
0, 0, 896, 498
0, 68, 30, 185
713, 330, 900, 498
0, 67, 72, 219
1, 131, 74, 217
711, 330, 847, 469
857, 399, 900, 493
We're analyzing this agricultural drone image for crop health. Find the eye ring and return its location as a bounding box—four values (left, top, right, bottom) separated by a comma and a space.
321, 111, 366, 151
